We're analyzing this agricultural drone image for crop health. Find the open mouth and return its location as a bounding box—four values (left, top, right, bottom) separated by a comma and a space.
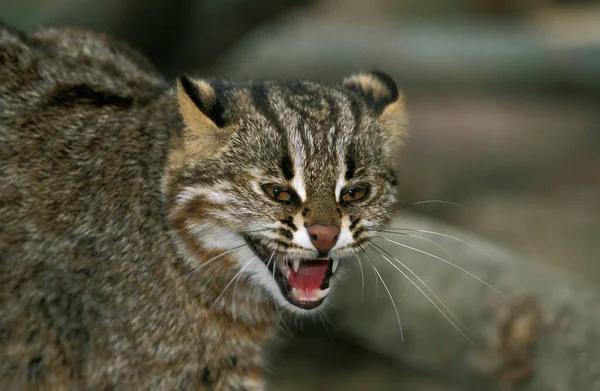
266, 257, 339, 310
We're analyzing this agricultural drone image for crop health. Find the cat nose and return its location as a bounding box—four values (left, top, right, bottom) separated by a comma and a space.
307, 224, 340, 255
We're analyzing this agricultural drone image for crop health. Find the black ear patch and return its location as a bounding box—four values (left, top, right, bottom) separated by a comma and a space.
342, 71, 399, 113
370, 71, 399, 103
178, 76, 226, 127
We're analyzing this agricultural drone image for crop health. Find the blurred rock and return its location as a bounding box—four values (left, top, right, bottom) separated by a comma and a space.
271, 212, 600, 390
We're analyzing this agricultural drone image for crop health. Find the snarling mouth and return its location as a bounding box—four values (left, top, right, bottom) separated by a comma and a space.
267, 257, 339, 310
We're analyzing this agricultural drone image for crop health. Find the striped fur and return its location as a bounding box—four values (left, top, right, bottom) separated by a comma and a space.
1, 24, 406, 390
168, 75, 406, 312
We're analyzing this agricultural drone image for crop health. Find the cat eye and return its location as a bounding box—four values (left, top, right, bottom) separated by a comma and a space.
342, 185, 368, 203
263, 184, 294, 203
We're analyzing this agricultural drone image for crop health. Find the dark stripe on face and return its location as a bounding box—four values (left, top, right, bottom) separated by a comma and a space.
280, 154, 294, 181
250, 84, 289, 139
348, 94, 363, 131
278, 228, 293, 240
270, 239, 291, 249
345, 95, 363, 180
280, 217, 297, 230
250, 84, 274, 126
335, 94, 363, 184
354, 237, 371, 247
352, 226, 366, 239
345, 145, 356, 180
349, 216, 361, 231
324, 94, 341, 138
280, 85, 313, 163
250, 85, 296, 181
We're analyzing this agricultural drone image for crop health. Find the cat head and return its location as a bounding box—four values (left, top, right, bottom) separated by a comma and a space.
165, 72, 407, 313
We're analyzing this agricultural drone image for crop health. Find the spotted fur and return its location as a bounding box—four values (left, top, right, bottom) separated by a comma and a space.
1, 24, 407, 390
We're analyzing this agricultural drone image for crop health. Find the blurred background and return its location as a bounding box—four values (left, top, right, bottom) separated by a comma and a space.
3, 0, 600, 389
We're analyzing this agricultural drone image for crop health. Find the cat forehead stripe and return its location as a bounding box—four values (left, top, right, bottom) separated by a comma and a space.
267, 86, 309, 202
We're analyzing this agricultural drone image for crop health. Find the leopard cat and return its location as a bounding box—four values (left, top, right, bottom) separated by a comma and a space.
0, 24, 407, 390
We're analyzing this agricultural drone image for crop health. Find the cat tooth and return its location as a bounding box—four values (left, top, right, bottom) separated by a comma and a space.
332, 259, 339, 273
316, 288, 330, 299
293, 259, 300, 273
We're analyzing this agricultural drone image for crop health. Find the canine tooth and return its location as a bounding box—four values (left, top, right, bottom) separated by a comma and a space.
332, 259, 339, 273
316, 288, 330, 299
293, 259, 300, 273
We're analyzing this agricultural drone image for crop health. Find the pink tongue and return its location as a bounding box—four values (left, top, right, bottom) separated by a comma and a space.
288, 260, 329, 290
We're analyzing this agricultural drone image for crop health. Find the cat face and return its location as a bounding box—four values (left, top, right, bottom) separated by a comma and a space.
166, 73, 407, 313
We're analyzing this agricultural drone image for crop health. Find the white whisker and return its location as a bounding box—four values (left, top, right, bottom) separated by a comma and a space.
369, 199, 466, 222
375, 235, 501, 296
363, 251, 380, 301
352, 252, 366, 302
409, 200, 465, 209
210, 256, 256, 310
319, 312, 333, 340
380, 231, 455, 260
265, 248, 276, 271
367, 243, 472, 343
360, 248, 404, 341
415, 229, 499, 264
369, 242, 467, 330
187, 244, 247, 276
383, 227, 499, 265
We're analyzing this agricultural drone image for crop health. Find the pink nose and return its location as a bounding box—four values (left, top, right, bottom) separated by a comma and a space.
307, 224, 340, 255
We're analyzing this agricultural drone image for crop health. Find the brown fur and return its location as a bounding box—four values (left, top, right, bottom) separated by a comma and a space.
176, 79, 223, 159
1, 25, 275, 390
1, 24, 406, 390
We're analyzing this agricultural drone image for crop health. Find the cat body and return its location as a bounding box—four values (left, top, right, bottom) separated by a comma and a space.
0, 24, 406, 390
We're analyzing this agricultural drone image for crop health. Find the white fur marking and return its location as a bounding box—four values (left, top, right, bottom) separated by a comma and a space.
292, 213, 315, 250
176, 184, 236, 206
291, 173, 307, 202
188, 221, 246, 250
332, 215, 353, 251
175, 186, 205, 205
284, 109, 307, 202
334, 171, 346, 203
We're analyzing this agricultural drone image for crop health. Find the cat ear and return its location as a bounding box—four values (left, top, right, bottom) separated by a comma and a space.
343, 71, 407, 138
176, 76, 228, 157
